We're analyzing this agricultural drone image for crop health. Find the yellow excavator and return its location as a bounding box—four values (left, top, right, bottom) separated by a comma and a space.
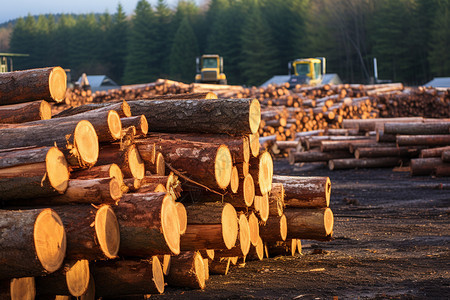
288, 57, 326, 86
195, 54, 227, 84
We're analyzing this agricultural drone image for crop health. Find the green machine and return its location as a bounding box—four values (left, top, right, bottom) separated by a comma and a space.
0, 53, 29, 72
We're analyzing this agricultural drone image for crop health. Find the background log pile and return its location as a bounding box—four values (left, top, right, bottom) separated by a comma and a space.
0, 67, 335, 299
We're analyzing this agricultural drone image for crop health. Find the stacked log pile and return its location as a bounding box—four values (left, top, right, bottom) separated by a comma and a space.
0, 68, 335, 299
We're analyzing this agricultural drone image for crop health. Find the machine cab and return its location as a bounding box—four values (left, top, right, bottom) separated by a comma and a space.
195, 54, 227, 84
288, 57, 326, 86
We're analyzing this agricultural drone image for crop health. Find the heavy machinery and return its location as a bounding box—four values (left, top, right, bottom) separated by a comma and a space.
288, 57, 326, 86
195, 54, 227, 84
0, 53, 29, 72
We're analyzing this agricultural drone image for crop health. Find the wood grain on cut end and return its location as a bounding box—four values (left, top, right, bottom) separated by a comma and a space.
248, 212, 260, 246
280, 214, 287, 241
254, 237, 264, 260
66, 259, 90, 297
153, 152, 165, 176
95, 206, 120, 259
242, 136, 251, 163
46, 146, 70, 194
108, 164, 124, 185
161, 194, 181, 255
10, 277, 36, 300
34, 209, 66, 273
297, 239, 302, 254
259, 152, 274, 195
249, 98, 261, 134
221, 203, 238, 249
194, 252, 206, 289
176, 202, 187, 235
259, 193, 270, 222
325, 177, 331, 207
249, 132, 260, 157
243, 174, 255, 207
206, 92, 218, 99
238, 214, 251, 256
73, 120, 99, 167
324, 208, 334, 236
79, 272, 95, 300
48, 66, 67, 102
121, 100, 132, 117
107, 110, 122, 140
40, 100, 52, 120
109, 178, 123, 202
140, 115, 148, 135
215, 145, 233, 189
230, 166, 239, 193
153, 183, 166, 192
128, 145, 145, 180
152, 256, 165, 294
161, 254, 171, 276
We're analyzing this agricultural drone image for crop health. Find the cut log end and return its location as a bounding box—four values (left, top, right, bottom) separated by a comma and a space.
46, 146, 70, 193
249, 98, 261, 134
95, 206, 120, 259
249, 132, 260, 157
122, 101, 132, 117
40, 100, 52, 120
154, 152, 165, 176
230, 166, 239, 193
128, 145, 145, 180
243, 136, 250, 163
243, 174, 255, 207
254, 236, 264, 260
109, 178, 123, 201
324, 208, 334, 236
162, 194, 181, 255
248, 212, 260, 246
280, 214, 287, 241
325, 177, 331, 207
34, 209, 67, 273
74, 120, 99, 167
107, 110, 122, 140
66, 259, 90, 297
259, 152, 274, 195
215, 145, 233, 189
194, 252, 206, 290
10, 277, 36, 300
140, 115, 149, 135
176, 202, 187, 235
152, 256, 165, 294
49, 66, 67, 102
238, 214, 251, 256
222, 203, 238, 249
258, 194, 270, 222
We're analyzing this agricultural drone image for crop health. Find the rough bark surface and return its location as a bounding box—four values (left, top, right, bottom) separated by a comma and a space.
0, 101, 51, 123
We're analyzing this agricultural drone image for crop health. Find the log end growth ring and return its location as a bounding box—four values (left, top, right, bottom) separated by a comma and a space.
175, 202, 187, 235
34, 208, 67, 273
48, 66, 67, 102
229, 166, 239, 193
238, 214, 251, 256
248, 212, 260, 246
109, 178, 123, 202
324, 208, 334, 236
215, 145, 233, 189
243, 174, 255, 207
280, 214, 287, 241
259, 152, 274, 195
128, 145, 145, 180
161, 194, 181, 255
107, 110, 123, 140
249, 99, 261, 134
74, 120, 99, 167
40, 101, 52, 120
10, 277, 36, 300
325, 177, 331, 207
95, 205, 120, 259
194, 252, 206, 290
152, 256, 165, 294
66, 259, 90, 297
221, 203, 238, 249
46, 146, 70, 193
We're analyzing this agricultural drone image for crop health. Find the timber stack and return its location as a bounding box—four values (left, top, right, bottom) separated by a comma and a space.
0, 67, 335, 299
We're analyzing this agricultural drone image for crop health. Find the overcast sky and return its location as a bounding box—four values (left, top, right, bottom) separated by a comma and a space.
1, 0, 204, 24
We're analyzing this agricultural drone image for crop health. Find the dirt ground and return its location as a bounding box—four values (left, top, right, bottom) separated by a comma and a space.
152, 159, 450, 300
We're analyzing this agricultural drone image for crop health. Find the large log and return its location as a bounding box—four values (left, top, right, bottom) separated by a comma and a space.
0, 277, 35, 300
144, 92, 217, 100
53, 101, 131, 118
285, 208, 334, 240
35, 259, 90, 297
0, 101, 51, 123
268, 183, 284, 216
93, 257, 164, 297
329, 157, 401, 170
0, 66, 66, 105
120, 115, 148, 136
249, 151, 273, 195
0, 120, 99, 169
396, 135, 450, 147
181, 203, 238, 251
97, 144, 145, 180
289, 150, 353, 164
128, 98, 261, 135
384, 122, 450, 135
320, 139, 377, 152
0, 146, 69, 201
52, 205, 120, 260
137, 139, 232, 190
259, 214, 287, 243
115, 193, 180, 256
272, 175, 330, 208
410, 158, 450, 176
215, 213, 251, 257
0, 208, 66, 279
420, 146, 450, 158
166, 251, 206, 290
355, 146, 421, 159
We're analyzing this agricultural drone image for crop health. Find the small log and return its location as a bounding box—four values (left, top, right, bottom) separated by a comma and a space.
247, 212, 260, 246
342, 117, 423, 132
329, 157, 401, 170
249, 132, 260, 157
397, 135, 450, 147
175, 202, 187, 235
115, 193, 180, 256
355, 146, 420, 159
259, 214, 287, 243
215, 213, 251, 257
166, 251, 206, 290
0, 146, 69, 201
209, 257, 230, 275
140, 173, 182, 200
384, 122, 450, 135
52, 205, 120, 260
128, 98, 261, 135
410, 158, 450, 176
158, 254, 171, 276
285, 208, 334, 240
137, 139, 232, 190
420, 146, 450, 158
246, 236, 264, 261
123, 178, 141, 192
0, 101, 51, 123
272, 175, 330, 208
0, 66, 66, 105
266, 239, 297, 257
120, 115, 148, 136
254, 193, 270, 222
54, 101, 131, 118
0, 208, 66, 279
289, 150, 352, 164
35, 259, 90, 297
0, 277, 36, 300
376, 130, 396, 143
320, 139, 376, 152
97, 144, 145, 180
146, 151, 165, 176
144, 92, 218, 100
268, 183, 284, 216
249, 151, 273, 195
93, 257, 164, 297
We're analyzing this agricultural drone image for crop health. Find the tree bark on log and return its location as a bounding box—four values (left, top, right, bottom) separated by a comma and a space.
0, 208, 66, 279
355, 146, 421, 159
384, 122, 450, 135
396, 135, 450, 147
329, 157, 401, 170
0, 277, 36, 300
140, 173, 182, 200
249, 152, 273, 195
120, 115, 148, 136
52, 205, 120, 260
137, 139, 232, 190
420, 146, 450, 158
93, 257, 164, 297
410, 158, 450, 176
246, 236, 264, 261
272, 175, 330, 208
342, 117, 424, 132
289, 150, 352, 164
71, 163, 125, 189
0, 100, 51, 123
97, 144, 145, 180
209, 257, 230, 275
143, 92, 217, 100
266, 239, 297, 257
320, 139, 377, 152
166, 251, 206, 290
35, 259, 90, 297
285, 208, 334, 240
0, 146, 69, 201
259, 214, 287, 243
0, 66, 66, 105
114, 193, 180, 256
54, 101, 131, 118
127, 98, 261, 135
0, 120, 99, 169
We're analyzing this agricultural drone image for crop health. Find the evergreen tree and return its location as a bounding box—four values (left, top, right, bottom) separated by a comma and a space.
51, 14, 76, 69
154, 0, 173, 78
107, 4, 129, 84
428, 0, 450, 76
34, 15, 51, 68
169, 17, 199, 82
9, 15, 36, 69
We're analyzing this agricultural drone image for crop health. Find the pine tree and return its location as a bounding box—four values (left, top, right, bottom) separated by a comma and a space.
9, 15, 36, 70
107, 4, 128, 83
154, 0, 173, 78
428, 0, 450, 76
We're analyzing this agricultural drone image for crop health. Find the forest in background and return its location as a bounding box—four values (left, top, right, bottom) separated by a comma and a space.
1, 0, 449, 86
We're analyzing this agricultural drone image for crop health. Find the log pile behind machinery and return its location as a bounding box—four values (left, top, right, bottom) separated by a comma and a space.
0, 67, 336, 299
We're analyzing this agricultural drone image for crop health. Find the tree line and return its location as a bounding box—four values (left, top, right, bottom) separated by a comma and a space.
6, 0, 450, 86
